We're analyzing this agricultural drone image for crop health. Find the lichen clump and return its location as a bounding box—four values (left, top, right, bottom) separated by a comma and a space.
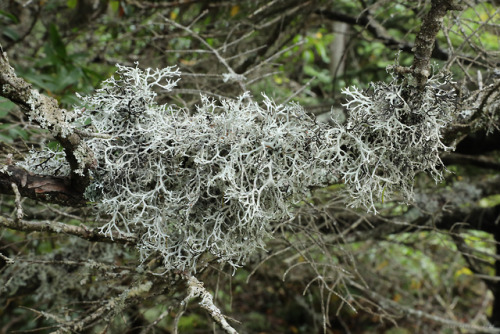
22, 63, 456, 272
340, 69, 455, 210
77, 64, 341, 271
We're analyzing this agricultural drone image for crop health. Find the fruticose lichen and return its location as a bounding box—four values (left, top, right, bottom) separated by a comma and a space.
340, 69, 455, 210
76, 64, 342, 271
18, 143, 71, 176
22, 63, 456, 272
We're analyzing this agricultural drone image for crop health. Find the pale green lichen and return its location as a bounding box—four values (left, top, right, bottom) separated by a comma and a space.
22, 62, 456, 272
340, 70, 455, 210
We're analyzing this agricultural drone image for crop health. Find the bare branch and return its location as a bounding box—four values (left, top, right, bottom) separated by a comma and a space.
0, 165, 86, 206
348, 279, 500, 333
11, 182, 23, 220
163, 17, 247, 92
0, 215, 138, 245
441, 152, 500, 171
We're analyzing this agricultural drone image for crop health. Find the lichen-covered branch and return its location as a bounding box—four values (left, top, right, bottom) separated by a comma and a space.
411, 0, 465, 87
42, 62, 454, 273
179, 275, 239, 334
0, 45, 95, 193
0, 215, 138, 244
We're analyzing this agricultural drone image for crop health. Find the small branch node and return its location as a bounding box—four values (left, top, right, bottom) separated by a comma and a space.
0, 252, 14, 264
11, 182, 23, 220
180, 275, 239, 334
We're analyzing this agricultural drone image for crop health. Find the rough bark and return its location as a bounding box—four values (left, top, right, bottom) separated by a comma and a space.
0, 45, 95, 195
411, 0, 465, 87
0, 165, 86, 206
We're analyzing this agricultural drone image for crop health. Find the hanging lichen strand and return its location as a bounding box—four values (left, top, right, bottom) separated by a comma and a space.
22, 63, 455, 272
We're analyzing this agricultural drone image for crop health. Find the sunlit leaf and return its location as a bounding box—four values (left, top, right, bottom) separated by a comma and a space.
230, 5, 240, 17
479, 194, 500, 208
454, 267, 473, 280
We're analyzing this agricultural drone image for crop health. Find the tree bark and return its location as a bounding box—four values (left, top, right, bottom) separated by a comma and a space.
411, 0, 465, 87
0, 165, 86, 206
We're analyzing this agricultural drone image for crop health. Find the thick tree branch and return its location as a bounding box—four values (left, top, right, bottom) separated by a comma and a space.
411, 0, 465, 87
441, 152, 500, 171
0, 45, 95, 194
0, 165, 86, 206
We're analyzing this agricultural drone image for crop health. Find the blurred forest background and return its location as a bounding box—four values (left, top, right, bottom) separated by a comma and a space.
1, 0, 500, 333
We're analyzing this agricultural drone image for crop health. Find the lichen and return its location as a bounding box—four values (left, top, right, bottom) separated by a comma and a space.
26, 89, 76, 138
22, 62, 456, 272
17, 143, 71, 176
76, 63, 342, 271
340, 69, 455, 210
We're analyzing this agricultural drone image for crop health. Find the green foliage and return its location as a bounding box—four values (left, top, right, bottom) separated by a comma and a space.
445, 3, 500, 51
66, 0, 78, 9
0, 98, 29, 144
16, 24, 104, 106
0, 9, 20, 41
479, 194, 500, 208
176, 313, 208, 331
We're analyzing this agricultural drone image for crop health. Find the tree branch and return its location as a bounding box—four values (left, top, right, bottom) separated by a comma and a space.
315, 9, 451, 63
348, 279, 500, 333
178, 275, 239, 334
0, 215, 138, 245
0, 165, 86, 206
411, 0, 465, 87
441, 152, 500, 171
0, 45, 95, 194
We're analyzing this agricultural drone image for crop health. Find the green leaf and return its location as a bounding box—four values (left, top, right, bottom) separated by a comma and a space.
454, 266, 473, 280
67, 0, 78, 9
0, 133, 13, 144
21, 72, 57, 92
2, 27, 20, 41
8, 127, 28, 140
314, 42, 330, 63
302, 50, 314, 63
303, 65, 331, 84
478, 194, 500, 208
48, 24, 68, 60
0, 10, 19, 23
0, 123, 29, 142
110, 0, 120, 12
0, 98, 15, 118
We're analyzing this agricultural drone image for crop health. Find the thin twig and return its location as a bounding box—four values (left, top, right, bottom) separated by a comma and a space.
11, 182, 23, 220
180, 275, 239, 334
0, 215, 138, 244
281, 76, 316, 105
0, 252, 14, 264
164, 16, 247, 92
